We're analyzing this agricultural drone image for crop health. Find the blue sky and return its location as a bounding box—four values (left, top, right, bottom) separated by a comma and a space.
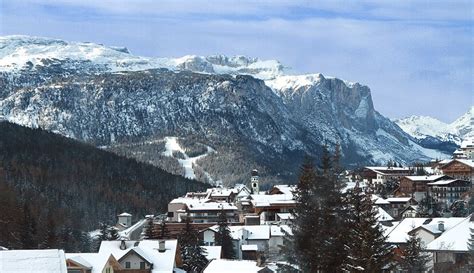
1, 0, 472, 122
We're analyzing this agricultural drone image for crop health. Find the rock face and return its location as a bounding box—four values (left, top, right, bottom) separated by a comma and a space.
0, 35, 443, 184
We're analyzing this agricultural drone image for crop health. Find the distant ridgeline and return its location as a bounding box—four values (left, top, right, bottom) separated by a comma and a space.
0, 121, 208, 250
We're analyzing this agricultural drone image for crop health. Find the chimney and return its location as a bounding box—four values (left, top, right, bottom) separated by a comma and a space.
438, 221, 445, 232
158, 240, 166, 253
120, 239, 127, 250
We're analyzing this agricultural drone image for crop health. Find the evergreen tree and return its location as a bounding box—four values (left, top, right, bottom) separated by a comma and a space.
284, 150, 350, 272
108, 226, 120, 240
142, 217, 155, 239
97, 222, 110, 241
19, 203, 37, 249
215, 209, 235, 259
278, 229, 299, 273
346, 183, 393, 272
40, 212, 57, 249
417, 193, 441, 217
399, 234, 431, 273
178, 214, 208, 273
451, 200, 469, 217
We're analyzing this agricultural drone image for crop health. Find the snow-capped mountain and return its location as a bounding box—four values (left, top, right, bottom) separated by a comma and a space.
395, 107, 473, 145
0, 35, 284, 79
0, 35, 448, 183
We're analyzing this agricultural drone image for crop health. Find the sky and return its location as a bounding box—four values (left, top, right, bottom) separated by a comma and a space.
0, 0, 472, 122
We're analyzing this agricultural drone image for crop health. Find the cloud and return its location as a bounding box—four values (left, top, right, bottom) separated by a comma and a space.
1, 0, 472, 122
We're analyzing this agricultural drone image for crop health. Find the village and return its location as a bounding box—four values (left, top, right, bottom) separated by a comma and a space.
0, 138, 473, 272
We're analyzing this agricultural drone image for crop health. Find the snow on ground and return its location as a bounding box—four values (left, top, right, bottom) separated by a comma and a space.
162, 136, 215, 180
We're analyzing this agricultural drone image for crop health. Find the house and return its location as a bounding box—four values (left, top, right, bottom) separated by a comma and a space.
66, 240, 180, 273
399, 175, 451, 201
203, 259, 274, 273
439, 159, 474, 182
268, 225, 292, 259
201, 225, 270, 259
384, 197, 417, 218
426, 215, 473, 272
117, 212, 133, 230
242, 192, 297, 224
0, 249, 67, 273
427, 179, 471, 207
207, 188, 238, 203
459, 138, 474, 159
399, 205, 418, 218
167, 196, 238, 223
362, 166, 413, 186
187, 202, 239, 223
385, 217, 465, 247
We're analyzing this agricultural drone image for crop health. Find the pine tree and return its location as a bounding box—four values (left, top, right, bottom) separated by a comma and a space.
108, 226, 119, 240
284, 150, 350, 272
142, 218, 155, 239
215, 208, 235, 259
97, 222, 110, 241
178, 214, 208, 273
417, 193, 441, 217
346, 183, 393, 272
19, 203, 37, 249
40, 212, 57, 249
451, 200, 469, 217
399, 234, 431, 273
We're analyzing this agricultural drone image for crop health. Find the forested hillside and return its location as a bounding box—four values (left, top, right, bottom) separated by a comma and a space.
0, 121, 208, 251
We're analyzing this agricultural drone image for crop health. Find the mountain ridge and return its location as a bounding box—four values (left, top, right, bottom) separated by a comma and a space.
0, 35, 448, 184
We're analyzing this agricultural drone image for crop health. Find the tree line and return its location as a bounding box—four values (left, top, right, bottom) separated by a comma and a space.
0, 121, 208, 251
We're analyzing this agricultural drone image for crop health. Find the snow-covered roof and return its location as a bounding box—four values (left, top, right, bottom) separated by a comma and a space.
365, 166, 411, 175
202, 246, 221, 261
241, 245, 258, 251
385, 197, 413, 203
427, 179, 469, 186
377, 207, 394, 221
386, 217, 465, 244
66, 253, 109, 273
426, 216, 472, 252
209, 188, 238, 197
0, 249, 67, 273
187, 202, 237, 211
203, 259, 272, 273
270, 225, 292, 237
372, 195, 390, 205
276, 213, 294, 220
169, 196, 209, 205
249, 194, 296, 207
118, 212, 132, 217
441, 159, 474, 169
118, 219, 146, 240
100, 240, 177, 273
68, 240, 178, 273
207, 225, 271, 240
270, 185, 296, 195
404, 175, 447, 182
243, 225, 271, 240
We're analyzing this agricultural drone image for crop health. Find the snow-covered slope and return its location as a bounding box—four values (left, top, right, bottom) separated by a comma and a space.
0, 35, 448, 183
395, 106, 473, 144
0, 35, 284, 79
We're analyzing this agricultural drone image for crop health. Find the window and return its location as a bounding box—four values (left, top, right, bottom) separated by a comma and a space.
106, 268, 111, 273
125, 261, 131, 268
140, 262, 146, 269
